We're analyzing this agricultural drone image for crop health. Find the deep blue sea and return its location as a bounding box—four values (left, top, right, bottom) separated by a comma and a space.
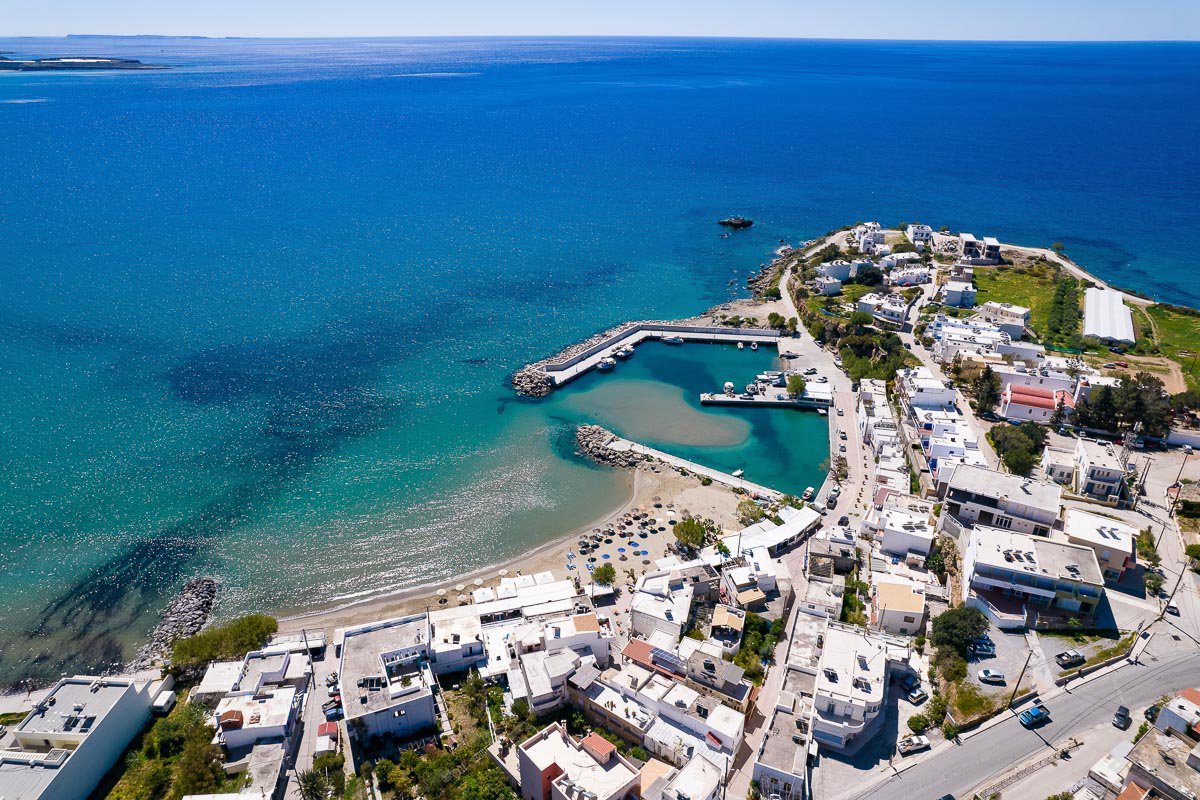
1, 36, 1196, 685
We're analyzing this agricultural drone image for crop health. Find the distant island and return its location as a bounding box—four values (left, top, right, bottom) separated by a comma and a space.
0, 54, 167, 71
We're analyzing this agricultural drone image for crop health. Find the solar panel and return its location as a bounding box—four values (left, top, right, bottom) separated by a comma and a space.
650, 647, 687, 675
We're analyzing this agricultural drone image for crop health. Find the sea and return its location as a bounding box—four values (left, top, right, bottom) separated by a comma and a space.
0, 36, 1196, 686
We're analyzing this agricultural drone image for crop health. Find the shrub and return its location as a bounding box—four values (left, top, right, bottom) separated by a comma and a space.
673, 516, 707, 549
592, 562, 616, 586
907, 714, 930, 733
171, 614, 278, 669
737, 499, 766, 526
942, 721, 960, 740
931, 606, 988, 657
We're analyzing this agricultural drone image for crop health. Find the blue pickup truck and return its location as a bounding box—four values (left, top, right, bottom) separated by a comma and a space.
1019, 702, 1050, 728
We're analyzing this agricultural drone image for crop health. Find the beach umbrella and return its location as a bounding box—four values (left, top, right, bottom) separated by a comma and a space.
473, 578, 484, 586
455, 584, 465, 592
602, 553, 610, 559
439, 596, 448, 604
498, 569, 509, 577
436, 588, 447, 597
618, 547, 626, 553
457, 594, 468, 604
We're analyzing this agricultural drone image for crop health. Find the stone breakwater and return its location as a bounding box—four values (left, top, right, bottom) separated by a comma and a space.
510, 317, 680, 397
576, 424, 645, 469
129, 576, 219, 670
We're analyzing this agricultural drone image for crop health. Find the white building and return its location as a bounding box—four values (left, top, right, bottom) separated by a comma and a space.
1, 676, 156, 800
215, 686, 299, 751
926, 315, 1013, 363
872, 576, 927, 636
338, 614, 439, 741
518, 723, 640, 800
976, 301, 1031, 339
963, 525, 1105, 627
1075, 438, 1128, 504
853, 221, 885, 253
1040, 446, 1076, 486
942, 280, 977, 308
1083, 288, 1136, 346
650, 751, 724, 800
992, 363, 1080, 395
812, 625, 908, 751
1061, 508, 1136, 581
867, 498, 935, 559
856, 292, 909, 326
720, 505, 822, 558
815, 276, 842, 296
510, 650, 585, 716
881, 251, 923, 270
998, 384, 1071, 423
896, 366, 957, 410
751, 671, 816, 800
631, 570, 695, 642
887, 265, 931, 286
817, 259, 856, 282
958, 234, 1001, 264
941, 464, 1061, 537
905, 224, 933, 249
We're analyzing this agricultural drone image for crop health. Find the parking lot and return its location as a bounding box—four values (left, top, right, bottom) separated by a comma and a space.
963, 625, 1031, 696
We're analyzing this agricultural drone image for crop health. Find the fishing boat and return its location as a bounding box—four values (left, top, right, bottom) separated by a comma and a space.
745, 383, 758, 395
732, 469, 745, 478
615, 345, 634, 358
737, 342, 744, 350
723, 381, 736, 394
597, 357, 617, 370
662, 336, 684, 345
818, 408, 828, 416
750, 341, 758, 351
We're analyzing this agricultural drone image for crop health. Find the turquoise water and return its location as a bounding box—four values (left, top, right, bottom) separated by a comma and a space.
0, 36, 1196, 684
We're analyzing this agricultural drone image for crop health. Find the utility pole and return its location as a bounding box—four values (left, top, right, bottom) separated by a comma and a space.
1009, 648, 1034, 707
1169, 450, 1191, 518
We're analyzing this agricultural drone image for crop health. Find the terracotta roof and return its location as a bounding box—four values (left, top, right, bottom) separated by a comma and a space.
622, 638, 655, 667
1006, 384, 1056, 410
1180, 687, 1200, 705
572, 612, 600, 633
1116, 782, 1150, 800
581, 731, 616, 761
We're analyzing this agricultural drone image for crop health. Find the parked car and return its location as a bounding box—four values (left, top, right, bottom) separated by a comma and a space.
907, 687, 929, 705
1113, 705, 1131, 730
1102, 362, 1117, 368
837, 407, 844, 416
897, 735, 931, 755
1166, 603, 1181, 616
839, 443, 847, 452
1145, 704, 1161, 722
978, 669, 1006, 684
1116, 361, 1129, 368
837, 515, 850, 527
1019, 702, 1050, 728
1055, 650, 1085, 668
839, 430, 848, 440
970, 642, 996, 659
829, 485, 841, 497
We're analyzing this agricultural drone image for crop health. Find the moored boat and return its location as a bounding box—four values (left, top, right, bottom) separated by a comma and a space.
597, 357, 617, 370
662, 336, 684, 345
750, 341, 758, 351
732, 469, 745, 478
615, 346, 634, 358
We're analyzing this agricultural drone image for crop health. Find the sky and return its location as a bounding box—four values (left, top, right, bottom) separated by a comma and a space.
4, 0, 1199, 41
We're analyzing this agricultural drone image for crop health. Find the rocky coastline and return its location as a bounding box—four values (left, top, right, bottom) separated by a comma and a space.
575, 424, 646, 469
128, 576, 219, 670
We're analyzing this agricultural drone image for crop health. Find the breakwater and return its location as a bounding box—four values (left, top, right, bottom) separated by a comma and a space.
128, 576, 219, 670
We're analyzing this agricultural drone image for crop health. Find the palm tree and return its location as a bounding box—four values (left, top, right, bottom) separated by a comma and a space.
297, 769, 330, 800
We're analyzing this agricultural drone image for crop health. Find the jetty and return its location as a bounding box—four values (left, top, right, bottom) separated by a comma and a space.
514, 323, 782, 395
606, 436, 782, 499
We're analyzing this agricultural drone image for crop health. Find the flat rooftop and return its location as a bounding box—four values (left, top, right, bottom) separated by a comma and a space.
972, 526, 1104, 586
522, 725, 637, 800
946, 464, 1062, 510
1126, 729, 1200, 796
1062, 508, 1135, 553
874, 578, 925, 615
662, 752, 723, 800
215, 687, 296, 732
817, 626, 889, 707
339, 615, 431, 720
758, 696, 810, 776
17, 678, 132, 735
1078, 438, 1125, 472
239, 652, 287, 691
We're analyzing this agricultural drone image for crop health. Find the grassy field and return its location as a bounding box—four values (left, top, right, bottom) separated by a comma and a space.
1146, 304, 1200, 390
973, 262, 1059, 340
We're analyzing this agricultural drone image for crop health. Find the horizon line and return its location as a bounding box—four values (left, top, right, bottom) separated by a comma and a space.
3, 33, 1198, 44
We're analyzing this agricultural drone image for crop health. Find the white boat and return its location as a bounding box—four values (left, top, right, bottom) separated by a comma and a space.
663, 336, 684, 345
802, 486, 816, 501
724, 381, 736, 394
732, 469, 745, 478
750, 342, 758, 351
597, 357, 617, 370
615, 346, 634, 358
737, 342, 744, 350
818, 408, 828, 416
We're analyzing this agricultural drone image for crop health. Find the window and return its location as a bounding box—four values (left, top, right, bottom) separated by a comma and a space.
903, 615, 916, 623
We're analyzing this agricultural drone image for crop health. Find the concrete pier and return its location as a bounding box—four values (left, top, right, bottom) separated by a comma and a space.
539, 323, 782, 388
603, 435, 782, 499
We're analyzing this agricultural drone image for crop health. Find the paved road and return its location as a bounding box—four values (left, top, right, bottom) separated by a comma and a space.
840, 633, 1198, 800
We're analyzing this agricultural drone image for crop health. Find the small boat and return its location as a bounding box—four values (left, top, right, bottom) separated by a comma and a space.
737, 342, 744, 350
750, 341, 758, 351
802, 486, 816, 501
818, 408, 828, 416
745, 383, 758, 395
615, 346, 634, 359
732, 469, 745, 478
597, 357, 617, 371
662, 336, 684, 345
724, 381, 735, 394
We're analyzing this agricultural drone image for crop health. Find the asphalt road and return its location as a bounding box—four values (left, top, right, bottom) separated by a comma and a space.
845, 633, 1198, 800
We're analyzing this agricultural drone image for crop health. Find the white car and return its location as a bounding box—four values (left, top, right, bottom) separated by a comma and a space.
897, 735, 931, 755
978, 669, 1006, 684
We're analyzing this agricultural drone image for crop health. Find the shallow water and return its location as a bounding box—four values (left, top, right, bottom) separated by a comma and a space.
0, 36, 1195, 685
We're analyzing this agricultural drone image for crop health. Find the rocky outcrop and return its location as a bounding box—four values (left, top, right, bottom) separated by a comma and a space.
576, 425, 645, 469
129, 576, 219, 670
718, 217, 754, 229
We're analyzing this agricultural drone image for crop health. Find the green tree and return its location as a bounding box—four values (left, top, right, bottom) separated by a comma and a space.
907, 714, 930, 733
930, 606, 987, 657
459, 765, 519, 800
971, 365, 1002, 412
673, 516, 707, 550
786, 374, 807, 397
737, 499, 766, 526
849, 311, 874, 328
171, 614, 278, 669
592, 562, 616, 586
296, 770, 330, 800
